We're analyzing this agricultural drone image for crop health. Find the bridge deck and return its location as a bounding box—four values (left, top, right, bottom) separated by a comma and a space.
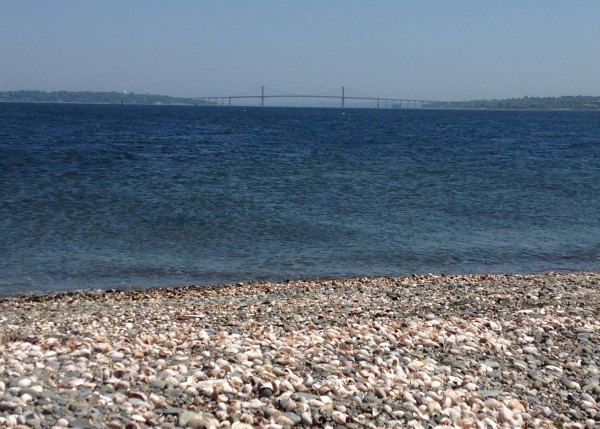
195, 87, 442, 108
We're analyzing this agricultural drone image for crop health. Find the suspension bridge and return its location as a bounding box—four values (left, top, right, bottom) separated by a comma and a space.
195, 86, 443, 109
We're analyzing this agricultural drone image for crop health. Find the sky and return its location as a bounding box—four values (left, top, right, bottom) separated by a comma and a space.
1, 1, 599, 101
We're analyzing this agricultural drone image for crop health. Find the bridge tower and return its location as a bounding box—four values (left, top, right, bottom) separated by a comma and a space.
261, 86, 265, 107
341, 87, 345, 108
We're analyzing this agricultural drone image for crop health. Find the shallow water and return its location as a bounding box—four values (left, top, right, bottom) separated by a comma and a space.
1, 104, 599, 294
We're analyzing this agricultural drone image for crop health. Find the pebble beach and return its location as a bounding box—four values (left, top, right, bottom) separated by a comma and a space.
1, 272, 599, 429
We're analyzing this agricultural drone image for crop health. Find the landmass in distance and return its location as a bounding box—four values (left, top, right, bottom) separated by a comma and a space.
2, 90, 600, 109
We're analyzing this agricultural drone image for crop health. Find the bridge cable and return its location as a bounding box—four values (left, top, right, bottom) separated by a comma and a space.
230, 86, 265, 97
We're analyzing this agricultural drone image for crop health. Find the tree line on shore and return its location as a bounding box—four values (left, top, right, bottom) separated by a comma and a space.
0, 90, 214, 106
425, 95, 600, 110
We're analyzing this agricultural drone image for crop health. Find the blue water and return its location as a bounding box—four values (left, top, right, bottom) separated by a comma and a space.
1, 103, 599, 295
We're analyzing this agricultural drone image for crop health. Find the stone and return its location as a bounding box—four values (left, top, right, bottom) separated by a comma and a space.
68, 418, 94, 428
480, 389, 502, 398
0, 400, 19, 411
276, 414, 296, 426
17, 378, 33, 388
149, 380, 167, 390
281, 412, 301, 425
179, 411, 198, 427
259, 387, 273, 398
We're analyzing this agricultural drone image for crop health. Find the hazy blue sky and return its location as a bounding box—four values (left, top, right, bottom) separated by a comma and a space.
1, 1, 599, 101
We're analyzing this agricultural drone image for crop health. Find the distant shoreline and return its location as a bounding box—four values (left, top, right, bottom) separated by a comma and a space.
2, 90, 600, 109
0, 90, 215, 106
0, 100, 205, 106
2, 100, 599, 111
425, 95, 600, 110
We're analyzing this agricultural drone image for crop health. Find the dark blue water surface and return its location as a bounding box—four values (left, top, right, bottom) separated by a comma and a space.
1, 103, 599, 294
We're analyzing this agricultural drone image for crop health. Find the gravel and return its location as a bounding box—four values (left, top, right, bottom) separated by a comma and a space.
1, 272, 599, 428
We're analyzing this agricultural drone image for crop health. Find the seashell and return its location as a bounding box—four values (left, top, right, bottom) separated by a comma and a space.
488, 321, 500, 330
375, 386, 387, 398
271, 366, 286, 376
402, 391, 415, 403
356, 382, 369, 392
507, 399, 526, 413
464, 382, 478, 391
158, 369, 177, 378
421, 338, 437, 348
68, 378, 86, 388
20, 393, 33, 403
407, 419, 425, 429
331, 411, 347, 424
163, 340, 177, 349
279, 379, 294, 392
108, 351, 125, 360
481, 417, 498, 429
94, 342, 111, 352
228, 377, 243, 389
447, 407, 462, 421
498, 407, 514, 424
164, 376, 180, 386
426, 391, 444, 402
484, 398, 503, 410
300, 412, 313, 426
338, 342, 352, 351
187, 413, 219, 429
318, 384, 332, 395
307, 399, 325, 407
130, 414, 146, 422
427, 400, 442, 414
231, 423, 254, 429
279, 346, 293, 355
319, 395, 332, 405
148, 393, 162, 404
129, 391, 147, 401
580, 400, 597, 410
431, 380, 442, 389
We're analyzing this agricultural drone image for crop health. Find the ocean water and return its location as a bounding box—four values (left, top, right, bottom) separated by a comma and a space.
1, 103, 599, 295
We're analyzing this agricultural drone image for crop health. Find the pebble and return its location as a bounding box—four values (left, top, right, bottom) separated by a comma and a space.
16, 378, 32, 388
0, 272, 599, 428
